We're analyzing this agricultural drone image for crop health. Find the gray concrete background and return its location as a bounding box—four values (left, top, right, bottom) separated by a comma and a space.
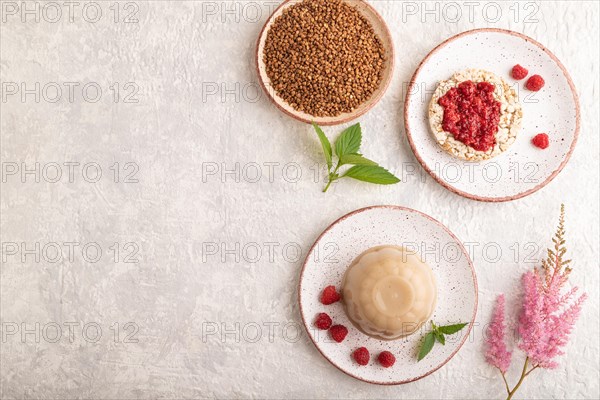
1, 1, 598, 398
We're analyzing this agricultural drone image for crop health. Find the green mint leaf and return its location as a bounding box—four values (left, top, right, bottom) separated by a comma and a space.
339, 154, 378, 166
334, 123, 362, 157
438, 323, 468, 335
434, 331, 446, 345
418, 332, 436, 361
312, 122, 332, 170
343, 165, 400, 185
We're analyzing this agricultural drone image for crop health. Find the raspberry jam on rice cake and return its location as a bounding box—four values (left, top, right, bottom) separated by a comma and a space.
428, 69, 522, 161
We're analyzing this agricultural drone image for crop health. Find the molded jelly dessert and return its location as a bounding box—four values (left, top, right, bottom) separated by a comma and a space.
341, 246, 437, 340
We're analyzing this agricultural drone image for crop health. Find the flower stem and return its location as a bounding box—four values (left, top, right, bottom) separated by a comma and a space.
524, 365, 538, 377
506, 357, 532, 400
501, 372, 510, 395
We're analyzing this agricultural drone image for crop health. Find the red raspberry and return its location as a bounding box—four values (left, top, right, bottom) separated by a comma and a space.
532, 133, 550, 149
526, 74, 545, 91
329, 325, 348, 343
511, 64, 529, 80
320, 285, 341, 305
352, 347, 370, 366
377, 351, 396, 368
314, 313, 332, 330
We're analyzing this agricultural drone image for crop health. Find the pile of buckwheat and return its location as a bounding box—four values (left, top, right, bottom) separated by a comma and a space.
263, 0, 386, 117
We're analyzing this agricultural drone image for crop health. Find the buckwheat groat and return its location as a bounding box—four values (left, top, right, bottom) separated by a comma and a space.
429, 69, 523, 161
263, 0, 385, 117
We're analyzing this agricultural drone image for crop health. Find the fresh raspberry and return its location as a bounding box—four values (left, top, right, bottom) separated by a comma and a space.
526, 74, 545, 91
329, 325, 348, 343
314, 313, 332, 330
377, 351, 396, 368
511, 64, 529, 80
320, 285, 341, 305
532, 133, 550, 149
352, 347, 370, 366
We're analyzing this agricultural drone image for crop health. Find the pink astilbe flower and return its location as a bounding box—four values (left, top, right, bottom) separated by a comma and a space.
518, 271, 554, 368
485, 294, 512, 373
485, 206, 586, 400
518, 271, 586, 369
517, 205, 587, 370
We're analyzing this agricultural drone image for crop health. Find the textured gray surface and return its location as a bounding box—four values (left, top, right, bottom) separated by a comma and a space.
1, 1, 599, 399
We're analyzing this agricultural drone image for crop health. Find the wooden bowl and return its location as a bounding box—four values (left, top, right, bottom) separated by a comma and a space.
255, 0, 395, 126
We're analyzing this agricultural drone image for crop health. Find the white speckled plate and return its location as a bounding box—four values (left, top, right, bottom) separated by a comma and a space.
405, 28, 580, 202
298, 206, 477, 385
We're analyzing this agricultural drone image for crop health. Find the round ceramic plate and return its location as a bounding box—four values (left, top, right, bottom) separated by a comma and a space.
298, 206, 477, 385
404, 29, 580, 202
256, 0, 394, 126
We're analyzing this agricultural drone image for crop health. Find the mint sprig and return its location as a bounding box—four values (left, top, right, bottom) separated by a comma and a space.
312, 122, 400, 193
417, 321, 468, 361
